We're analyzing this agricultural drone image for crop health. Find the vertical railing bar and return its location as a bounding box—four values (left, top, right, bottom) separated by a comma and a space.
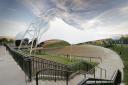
41, 60, 43, 79
36, 59, 37, 76
105, 69, 107, 78
90, 57, 91, 62
28, 58, 32, 81
36, 72, 38, 85
32, 58, 34, 77
66, 71, 69, 85
94, 68, 96, 84
39, 59, 41, 79
55, 64, 56, 82
100, 68, 102, 79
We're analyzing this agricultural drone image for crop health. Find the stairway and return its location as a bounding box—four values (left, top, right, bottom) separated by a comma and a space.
28, 73, 86, 85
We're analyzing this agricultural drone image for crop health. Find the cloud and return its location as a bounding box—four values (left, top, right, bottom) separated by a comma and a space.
99, 6, 128, 33
87, 12, 128, 35
22, 0, 56, 16
20, 0, 128, 37
0, 20, 28, 36
23, 0, 127, 17
22, 0, 128, 29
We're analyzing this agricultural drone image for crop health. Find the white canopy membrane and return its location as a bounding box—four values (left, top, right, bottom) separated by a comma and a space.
38, 17, 112, 45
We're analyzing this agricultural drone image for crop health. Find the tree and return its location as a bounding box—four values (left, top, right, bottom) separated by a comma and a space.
0, 38, 8, 44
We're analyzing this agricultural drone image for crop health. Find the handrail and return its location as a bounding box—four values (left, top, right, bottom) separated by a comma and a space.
111, 70, 121, 82
36, 68, 73, 85
79, 69, 122, 85
36, 68, 73, 75
76, 55, 102, 62
78, 78, 113, 85
111, 70, 117, 80
83, 65, 107, 79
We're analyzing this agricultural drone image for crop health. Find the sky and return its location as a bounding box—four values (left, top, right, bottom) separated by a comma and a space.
0, 0, 128, 37
0, 0, 35, 36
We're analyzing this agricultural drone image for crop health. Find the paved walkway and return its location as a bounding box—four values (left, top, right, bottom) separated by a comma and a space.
42, 45, 124, 84
0, 46, 26, 85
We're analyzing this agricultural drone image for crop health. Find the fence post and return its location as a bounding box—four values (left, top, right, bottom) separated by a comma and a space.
94, 68, 95, 78
55, 64, 57, 82
28, 58, 32, 82
84, 73, 86, 79
36, 72, 39, 85
90, 58, 91, 62
66, 71, 69, 85
105, 69, 106, 78
94, 68, 96, 84
100, 58, 102, 63
100, 68, 102, 79
87, 64, 89, 72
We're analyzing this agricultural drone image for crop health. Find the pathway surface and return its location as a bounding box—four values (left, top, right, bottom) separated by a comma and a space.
42, 45, 124, 84
0, 45, 26, 85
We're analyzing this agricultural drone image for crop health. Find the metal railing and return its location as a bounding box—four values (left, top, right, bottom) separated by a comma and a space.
5, 44, 95, 82
78, 78, 113, 85
5, 45, 32, 81
111, 70, 122, 85
30, 56, 68, 77
79, 69, 122, 85
62, 54, 102, 63
84, 66, 107, 80
35, 68, 73, 85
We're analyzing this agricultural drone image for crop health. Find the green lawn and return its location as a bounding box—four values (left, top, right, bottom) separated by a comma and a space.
37, 54, 79, 65
19, 48, 97, 73
37, 54, 96, 72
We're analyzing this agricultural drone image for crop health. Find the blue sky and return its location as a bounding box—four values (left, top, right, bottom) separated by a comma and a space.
0, 0, 35, 36
0, 0, 32, 21
0, 0, 128, 37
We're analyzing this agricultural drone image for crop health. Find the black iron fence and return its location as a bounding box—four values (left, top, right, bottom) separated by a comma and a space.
4, 44, 95, 82
30, 56, 68, 77
5, 44, 32, 81
35, 68, 72, 85
84, 66, 107, 80
5, 44, 122, 85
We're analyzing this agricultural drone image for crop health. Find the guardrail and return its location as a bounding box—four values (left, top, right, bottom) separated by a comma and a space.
35, 68, 73, 85
74, 55, 102, 63
30, 56, 68, 77
5, 44, 32, 81
78, 78, 113, 85
111, 70, 122, 85
79, 69, 122, 85
4, 44, 95, 82
84, 66, 107, 80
